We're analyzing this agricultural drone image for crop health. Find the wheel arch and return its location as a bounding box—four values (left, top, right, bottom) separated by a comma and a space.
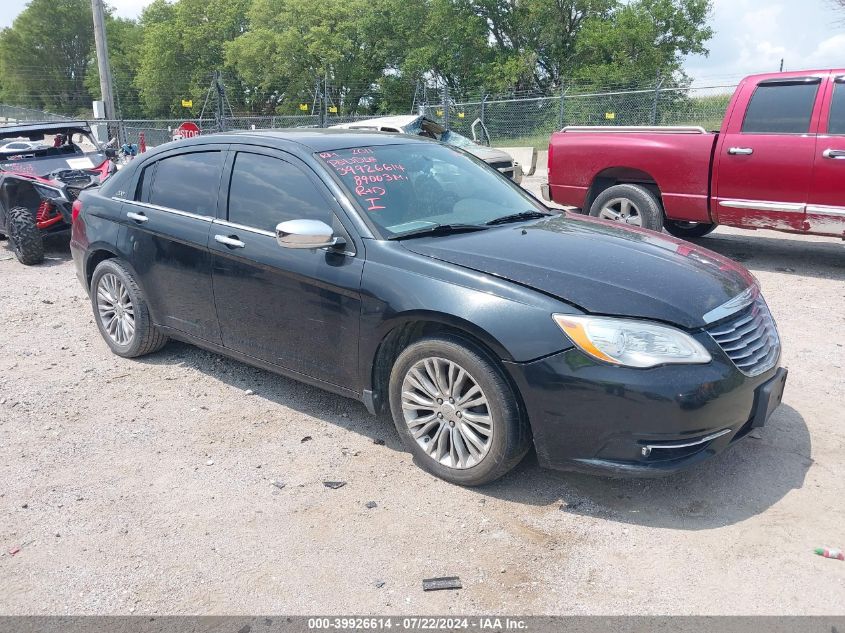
366, 312, 520, 415
586, 167, 662, 211
84, 247, 120, 291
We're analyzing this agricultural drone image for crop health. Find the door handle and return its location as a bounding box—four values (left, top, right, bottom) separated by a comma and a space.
126, 211, 148, 223
823, 149, 845, 159
728, 147, 754, 156
214, 234, 246, 248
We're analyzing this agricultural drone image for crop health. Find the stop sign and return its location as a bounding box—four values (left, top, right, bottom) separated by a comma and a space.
174, 121, 201, 139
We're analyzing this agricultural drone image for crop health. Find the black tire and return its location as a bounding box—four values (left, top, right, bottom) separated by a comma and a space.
388, 335, 532, 486
664, 219, 718, 239
8, 206, 44, 265
90, 258, 168, 358
589, 184, 664, 232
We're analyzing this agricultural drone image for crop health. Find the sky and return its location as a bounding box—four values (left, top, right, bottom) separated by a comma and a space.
0, 0, 842, 86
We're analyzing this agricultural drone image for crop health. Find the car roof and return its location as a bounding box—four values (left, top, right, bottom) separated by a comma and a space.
742, 68, 845, 83
169, 128, 436, 153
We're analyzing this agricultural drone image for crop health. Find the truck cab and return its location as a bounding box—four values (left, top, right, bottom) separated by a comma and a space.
546, 69, 845, 240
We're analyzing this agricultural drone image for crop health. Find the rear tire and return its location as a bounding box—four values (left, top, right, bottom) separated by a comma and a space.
388, 335, 532, 486
8, 206, 44, 265
90, 259, 169, 358
664, 219, 717, 239
589, 184, 664, 232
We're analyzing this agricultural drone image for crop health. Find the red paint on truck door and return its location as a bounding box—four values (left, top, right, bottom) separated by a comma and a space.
713, 76, 824, 232
806, 76, 845, 237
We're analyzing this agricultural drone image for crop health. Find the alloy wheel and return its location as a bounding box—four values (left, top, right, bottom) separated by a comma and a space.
598, 197, 643, 226
401, 357, 493, 469
96, 273, 135, 346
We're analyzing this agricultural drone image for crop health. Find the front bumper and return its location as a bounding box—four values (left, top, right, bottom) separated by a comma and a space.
504, 341, 785, 477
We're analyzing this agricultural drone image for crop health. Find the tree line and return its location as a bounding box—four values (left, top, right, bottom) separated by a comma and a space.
0, 0, 713, 119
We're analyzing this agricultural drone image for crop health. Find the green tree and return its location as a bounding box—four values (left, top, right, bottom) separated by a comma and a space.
0, 0, 95, 114
134, 0, 250, 117
84, 17, 145, 118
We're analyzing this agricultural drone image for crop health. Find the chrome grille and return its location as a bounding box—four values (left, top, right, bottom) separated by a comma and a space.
707, 296, 780, 376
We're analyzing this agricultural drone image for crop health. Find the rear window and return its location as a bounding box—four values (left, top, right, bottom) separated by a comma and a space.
145, 151, 224, 215
742, 82, 819, 134
829, 81, 845, 135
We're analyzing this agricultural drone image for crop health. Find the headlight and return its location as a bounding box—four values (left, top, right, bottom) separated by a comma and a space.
553, 314, 711, 368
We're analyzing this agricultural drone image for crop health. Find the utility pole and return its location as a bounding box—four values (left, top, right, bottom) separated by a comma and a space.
779, 58, 784, 72
214, 71, 226, 131
91, 0, 116, 122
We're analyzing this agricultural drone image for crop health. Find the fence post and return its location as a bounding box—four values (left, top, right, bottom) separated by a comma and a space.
651, 74, 664, 125
480, 93, 488, 128
442, 83, 450, 130
557, 83, 566, 129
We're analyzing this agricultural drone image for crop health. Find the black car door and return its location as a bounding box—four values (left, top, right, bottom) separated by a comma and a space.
210, 147, 363, 390
118, 146, 226, 345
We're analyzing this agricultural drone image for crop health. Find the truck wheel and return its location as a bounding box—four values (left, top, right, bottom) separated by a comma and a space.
664, 220, 717, 239
389, 335, 532, 486
589, 184, 664, 232
90, 259, 169, 358
8, 206, 44, 265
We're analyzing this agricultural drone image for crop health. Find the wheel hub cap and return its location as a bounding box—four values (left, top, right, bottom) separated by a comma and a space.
96, 273, 135, 346
401, 357, 493, 470
599, 197, 643, 226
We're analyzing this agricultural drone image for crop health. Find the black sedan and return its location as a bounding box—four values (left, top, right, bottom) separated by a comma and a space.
70, 130, 787, 485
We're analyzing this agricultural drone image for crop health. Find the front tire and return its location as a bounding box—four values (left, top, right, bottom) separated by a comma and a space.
589, 184, 664, 232
664, 219, 717, 238
90, 259, 168, 358
388, 335, 532, 486
8, 206, 44, 265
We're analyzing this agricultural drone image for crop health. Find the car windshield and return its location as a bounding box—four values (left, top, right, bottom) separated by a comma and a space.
317, 143, 548, 237
440, 130, 476, 149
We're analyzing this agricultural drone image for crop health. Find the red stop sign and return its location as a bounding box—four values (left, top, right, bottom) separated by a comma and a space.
175, 121, 201, 139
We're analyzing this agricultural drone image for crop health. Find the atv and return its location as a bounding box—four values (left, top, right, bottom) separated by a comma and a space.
0, 121, 116, 265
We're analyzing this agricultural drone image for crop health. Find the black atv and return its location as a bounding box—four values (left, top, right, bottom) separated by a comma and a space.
0, 121, 115, 265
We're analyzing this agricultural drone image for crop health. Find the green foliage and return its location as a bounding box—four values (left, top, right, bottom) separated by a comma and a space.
0, 0, 715, 119
0, 0, 96, 114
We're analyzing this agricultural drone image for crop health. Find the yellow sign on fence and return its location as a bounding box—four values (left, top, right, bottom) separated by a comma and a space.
605, 112, 616, 120
457, 112, 465, 118
181, 99, 193, 108
299, 104, 309, 111
328, 106, 338, 113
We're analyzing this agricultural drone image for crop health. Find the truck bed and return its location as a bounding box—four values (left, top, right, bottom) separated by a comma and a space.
547, 126, 719, 223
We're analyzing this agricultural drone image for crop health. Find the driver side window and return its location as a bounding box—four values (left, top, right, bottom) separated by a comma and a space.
227, 152, 329, 231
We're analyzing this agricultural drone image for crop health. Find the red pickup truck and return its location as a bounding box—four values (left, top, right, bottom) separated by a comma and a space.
545, 69, 845, 239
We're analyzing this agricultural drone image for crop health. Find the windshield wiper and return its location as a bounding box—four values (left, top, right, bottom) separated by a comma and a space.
388, 223, 489, 240
485, 210, 554, 226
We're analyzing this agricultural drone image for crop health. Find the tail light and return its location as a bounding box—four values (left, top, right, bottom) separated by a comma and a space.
72, 198, 83, 223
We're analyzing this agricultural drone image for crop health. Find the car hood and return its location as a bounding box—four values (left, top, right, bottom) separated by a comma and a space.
401, 213, 756, 329
463, 145, 513, 164
0, 151, 108, 178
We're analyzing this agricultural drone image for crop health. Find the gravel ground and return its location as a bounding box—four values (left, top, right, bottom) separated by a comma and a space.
1, 171, 844, 615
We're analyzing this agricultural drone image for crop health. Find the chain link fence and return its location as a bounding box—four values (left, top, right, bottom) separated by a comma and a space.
1, 83, 737, 150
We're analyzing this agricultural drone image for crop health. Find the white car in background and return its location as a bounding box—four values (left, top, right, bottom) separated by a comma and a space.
331, 115, 523, 184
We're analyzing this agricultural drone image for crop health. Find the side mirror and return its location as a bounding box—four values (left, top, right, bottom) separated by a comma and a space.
275, 219, 344, 250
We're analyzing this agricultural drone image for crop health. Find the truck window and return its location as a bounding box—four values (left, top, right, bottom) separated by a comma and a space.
829, 81, 845, 135
741, 81, 820, 134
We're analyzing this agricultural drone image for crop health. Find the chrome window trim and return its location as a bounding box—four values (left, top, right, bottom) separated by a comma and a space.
806, 204, 845, 217
641, 428, 732, 456
114, 197, 214, 222
718, 199, 804, 213
212, 218, 275, 238
702, 286, 759, 325
562, 125, 707, 135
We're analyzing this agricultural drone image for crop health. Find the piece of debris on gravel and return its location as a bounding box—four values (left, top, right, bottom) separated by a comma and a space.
422, 577, 462, 591
365, 501, 377, 509
301, 436, 313, 443
372, 438, 385, 445
323, 481, 346, 489
271, 480, 286, 490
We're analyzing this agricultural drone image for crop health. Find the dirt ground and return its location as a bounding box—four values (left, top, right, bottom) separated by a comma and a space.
1, 171, 844, 615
